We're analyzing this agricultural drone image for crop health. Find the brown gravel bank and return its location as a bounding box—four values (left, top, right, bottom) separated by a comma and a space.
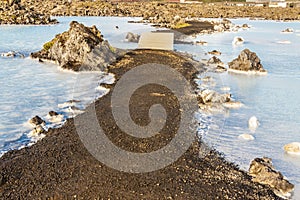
0, 50, 281, 199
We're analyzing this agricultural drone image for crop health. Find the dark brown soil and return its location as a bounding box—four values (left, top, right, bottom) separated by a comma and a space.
173, 21, 214, 35
0, 50, 281, 199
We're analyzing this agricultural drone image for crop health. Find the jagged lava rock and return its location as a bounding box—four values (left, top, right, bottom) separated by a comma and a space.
31, 21, 120, 71
249, 157, 294, 198
228, 49, 267, 74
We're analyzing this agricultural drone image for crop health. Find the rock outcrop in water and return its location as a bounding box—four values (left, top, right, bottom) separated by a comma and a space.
125, 32, 140, 43
249, 157, 294, 198
31, 21, 121, 71
283, 142, 300, 154
228, 49, 267, 74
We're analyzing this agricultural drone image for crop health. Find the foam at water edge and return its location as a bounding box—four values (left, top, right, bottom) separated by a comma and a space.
228, 69, 268, 76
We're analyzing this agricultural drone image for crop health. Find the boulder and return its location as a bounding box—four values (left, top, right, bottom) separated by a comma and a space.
238, 133, 254, 141
46, 111, 64, 123
242, 24, 250, 29
28, 124, 45, 137
228, 49, 267, 74
125, 32, 140, 43
207, 56, 224, 66
208, 50, 221, 56
194, 40, 207, 46
199, 89, 231, 104
249, 157, 294, 198
28, 115, 45, 127
215, 65, 227, 73
248, 116, 259, 131
1, 51, 24, 58
232, 36, 244, 46
281, 28, 294, 33
31, 21, 121, 71
283, 142, 300, 154
206, 56, 226, 73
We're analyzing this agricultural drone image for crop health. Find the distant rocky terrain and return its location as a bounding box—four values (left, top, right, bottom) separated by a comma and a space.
21, 0, 300, 21
31, 21, 122, 71
1, 0, 300, 25
0, 0, 57, 25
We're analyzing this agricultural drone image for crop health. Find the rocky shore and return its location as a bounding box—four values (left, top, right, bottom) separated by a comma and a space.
22, 0, 300, 21
1, 0, 300, 25
0, 49, 282, 199
0, 0, 57, 25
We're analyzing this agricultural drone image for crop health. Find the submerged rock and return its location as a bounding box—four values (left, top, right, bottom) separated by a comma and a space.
249, 157, 294, 198
195, 40, 208, 46
248, 116, 259, 131
46, 111, 64, 123
228, 49, 267, 74
28, 124, 45, 137
125, 32, 140, 43
208, 50, 221, 56
238, 133, 255, 141
28, 115, 45, 127
207, 56, 224, 66
283, 142, 300, 155
232, 36, 244, 46
198, 89, 231, 104
31, 21, 121, 71
281, 28, 294, 33
0, 51, 25, 58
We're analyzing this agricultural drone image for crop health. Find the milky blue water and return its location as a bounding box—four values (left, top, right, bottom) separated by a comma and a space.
0, 17, 300, 197
176, 18, 300, 197
0, 17, 158, 154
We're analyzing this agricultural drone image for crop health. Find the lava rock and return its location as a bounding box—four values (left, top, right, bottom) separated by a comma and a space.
31, 21, 121, 71
249, 157, 294, 198
228, 49, 267, 73
125, 32, 140, 43
29, 116, 45, 127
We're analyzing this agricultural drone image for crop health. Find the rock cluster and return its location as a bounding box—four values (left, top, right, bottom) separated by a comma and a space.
28, 115, 46, 137
0, 51, 24, 58
249, 157, 294, 198
2, 1, 300, 25
228, 49, 267, 74
31, 21, 120, 71
0, 0, 57, 25
20, 1, 300, 21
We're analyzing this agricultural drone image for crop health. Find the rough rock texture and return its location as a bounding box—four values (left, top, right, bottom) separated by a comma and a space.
19, 1, 300, 21
228, 49, 267, 73
207, 56, 224, 66
125, 32, 140, 43
0, 0, 57, 25
31, 21, 120, 71
0, 50, 281, 200
199, 89, 231, 104
28, 115, 45, 126
249, 157, 294, 198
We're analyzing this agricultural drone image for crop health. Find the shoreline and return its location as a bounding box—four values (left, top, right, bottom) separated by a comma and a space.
0, 49, 282, 199
1, 1, 300, 26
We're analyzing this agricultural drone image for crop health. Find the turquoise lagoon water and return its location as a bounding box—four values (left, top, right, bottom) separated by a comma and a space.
0, 17, 299, 197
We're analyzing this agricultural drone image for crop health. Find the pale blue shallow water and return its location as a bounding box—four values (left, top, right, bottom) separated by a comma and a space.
0, 17, 300, 197
175, 18, 300, 196
0, 17, 157, 153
